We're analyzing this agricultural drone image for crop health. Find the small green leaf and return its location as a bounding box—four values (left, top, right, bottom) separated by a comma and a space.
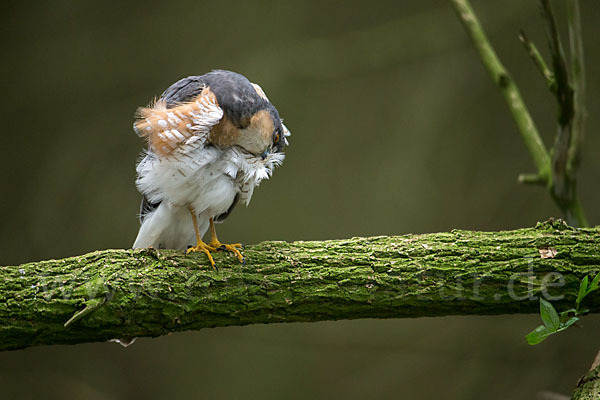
526, 325, 554, 345
539, 298, 560, 331
576, 276, 589, 305
562, 316, 579, 329
589, 273, 600, 291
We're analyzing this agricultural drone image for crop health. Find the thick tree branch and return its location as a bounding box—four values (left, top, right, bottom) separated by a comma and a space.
571, 350, 600, 399
1, 220, 599, 352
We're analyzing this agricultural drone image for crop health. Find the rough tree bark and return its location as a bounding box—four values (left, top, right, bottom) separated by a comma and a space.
571, 351, 600, 400
1, 219, 598, 354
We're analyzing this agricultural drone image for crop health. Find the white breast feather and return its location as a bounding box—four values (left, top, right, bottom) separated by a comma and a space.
136, 142, 285, 216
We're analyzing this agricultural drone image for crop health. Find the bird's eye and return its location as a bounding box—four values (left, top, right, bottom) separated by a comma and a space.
274, 132, 280, 144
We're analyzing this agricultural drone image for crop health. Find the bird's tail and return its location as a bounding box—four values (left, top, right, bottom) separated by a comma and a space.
133, 202, 199, 250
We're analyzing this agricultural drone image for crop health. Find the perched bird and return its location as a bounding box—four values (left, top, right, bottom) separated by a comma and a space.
132, 70, 290, 268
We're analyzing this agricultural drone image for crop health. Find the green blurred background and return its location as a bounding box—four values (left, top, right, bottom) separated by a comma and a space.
1, 0, 599, 398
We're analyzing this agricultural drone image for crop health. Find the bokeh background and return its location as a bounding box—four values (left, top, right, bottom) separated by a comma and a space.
1, 0, 599, 398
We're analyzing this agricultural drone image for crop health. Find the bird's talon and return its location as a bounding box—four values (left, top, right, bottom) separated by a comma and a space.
209, 241, 245, 264
186, 242, 218, 270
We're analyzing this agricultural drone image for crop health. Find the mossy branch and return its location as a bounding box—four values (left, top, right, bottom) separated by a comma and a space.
1, 220, 599, 352
571, 350, 600, 399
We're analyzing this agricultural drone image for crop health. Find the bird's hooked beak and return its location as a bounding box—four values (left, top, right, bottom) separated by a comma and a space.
260, 147, 271, 160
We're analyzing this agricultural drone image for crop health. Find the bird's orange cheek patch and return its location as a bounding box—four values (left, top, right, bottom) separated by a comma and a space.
250, 110, 275, 142
230, 110, 275, 154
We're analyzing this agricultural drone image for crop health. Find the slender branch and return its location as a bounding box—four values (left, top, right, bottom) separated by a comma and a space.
570, 195, 588, 229
540, 0, 573, 125
450, 0, 550, 181
539, 0, 588, 227
518, 172, 546, 186
450, 0, 589, 227
566, 0, 586, 181
1, 221, 599, 351
540, 0, 575, 220
519, 30, 556, 93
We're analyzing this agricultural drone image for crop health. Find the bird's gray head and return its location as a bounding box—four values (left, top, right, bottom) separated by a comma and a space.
236, 104, 286, 160
203, 70, 288, 159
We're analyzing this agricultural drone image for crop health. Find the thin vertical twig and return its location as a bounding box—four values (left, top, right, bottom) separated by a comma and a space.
566, 0, 586, 178
449, 0, 550, 181
450, 0, 589, 227
565, 0, 588, 227
519, 30, 556, 93
540, 0, 588, 227
540, 0, 573, 125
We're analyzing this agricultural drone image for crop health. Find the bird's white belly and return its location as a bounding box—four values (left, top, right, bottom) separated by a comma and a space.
187, 163, 238, 217
134, 144, 283, 250
136, 147, 239, 218
133, 154, 239, 249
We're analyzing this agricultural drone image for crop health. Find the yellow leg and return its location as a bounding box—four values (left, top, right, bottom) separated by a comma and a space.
207, 217, 245, 264
185, 208, 217, 269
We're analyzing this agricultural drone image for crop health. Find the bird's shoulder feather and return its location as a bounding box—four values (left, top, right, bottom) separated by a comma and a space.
133, 86, 223, 157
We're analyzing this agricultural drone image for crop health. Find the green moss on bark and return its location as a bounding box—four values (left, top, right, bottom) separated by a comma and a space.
1, 221, 599, 351
571, 352, 600, 400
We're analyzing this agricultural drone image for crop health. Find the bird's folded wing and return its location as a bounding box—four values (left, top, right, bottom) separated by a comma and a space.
133, 87, 223, 157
